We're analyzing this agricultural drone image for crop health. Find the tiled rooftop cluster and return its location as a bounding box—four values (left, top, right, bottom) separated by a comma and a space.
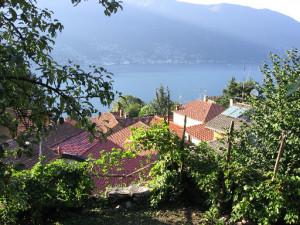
4, 98, 250, 191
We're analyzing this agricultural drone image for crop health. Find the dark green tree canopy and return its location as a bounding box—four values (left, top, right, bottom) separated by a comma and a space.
217, 77, 257, 107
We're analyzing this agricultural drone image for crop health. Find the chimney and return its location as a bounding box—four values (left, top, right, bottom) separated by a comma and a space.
229, 99, 234, 107
119, 109, 123, 118
57, 146, 62, 157
203, 95, 208, 102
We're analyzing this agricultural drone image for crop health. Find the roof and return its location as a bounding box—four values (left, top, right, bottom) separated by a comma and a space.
86, 121, 149, 157
4, 121, 83, 168
51, 132, 99, 156
169, 121, 184, 137
205, 104, 250, 133
91, 112, 120, 134
4, 142, 59, 169
45, 122, 83, 147
174, 100, 224, 123
205, 114, 245, 133
186, 124, 214, 141
91, 113, 158, 134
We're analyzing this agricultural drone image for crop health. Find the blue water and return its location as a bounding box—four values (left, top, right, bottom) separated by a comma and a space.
93, 63, 263, 111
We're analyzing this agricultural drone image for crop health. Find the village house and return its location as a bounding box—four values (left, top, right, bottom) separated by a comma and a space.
205, 100, 251, 140
171, 97, 224, 144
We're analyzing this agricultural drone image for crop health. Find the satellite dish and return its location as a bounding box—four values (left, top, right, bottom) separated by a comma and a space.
250, 89, 259, 97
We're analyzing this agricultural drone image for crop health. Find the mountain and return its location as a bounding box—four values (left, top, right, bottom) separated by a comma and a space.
40, 0, 300, 65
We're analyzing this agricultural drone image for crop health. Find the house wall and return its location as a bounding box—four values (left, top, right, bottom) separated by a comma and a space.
191, 136, 201, 145
173, 112, 202, 127
213, 131, 225, 140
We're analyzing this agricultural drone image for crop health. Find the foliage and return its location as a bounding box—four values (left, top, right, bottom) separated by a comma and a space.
0, 1, 121, 223
111, 86, 177, 117
236, 49, 300, 175
227, 50, 300, 224
129, 122, 220, 208
152, 85, 174, 117
111, 95, 144, 118
129, 50, 300, 225
0, 0, 122, 146
139, 104, 156, 117
231, 172, 300, 225
0, 160, 93, 224
216, 77, 257, 107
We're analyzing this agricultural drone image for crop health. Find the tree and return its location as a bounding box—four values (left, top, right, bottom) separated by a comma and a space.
217, 77, 257, 107
139, 104, 156, 117
235, 49, 300, 175
0, 0, 122, 147
152, 85, 174, 117
111, 95, 144, 118
0, 0, 122, 217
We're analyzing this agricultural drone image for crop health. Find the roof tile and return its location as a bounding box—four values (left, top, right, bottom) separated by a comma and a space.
174, 100, 224, 123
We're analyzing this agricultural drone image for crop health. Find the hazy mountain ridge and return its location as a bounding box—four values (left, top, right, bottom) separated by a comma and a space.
43, 0, 300, 66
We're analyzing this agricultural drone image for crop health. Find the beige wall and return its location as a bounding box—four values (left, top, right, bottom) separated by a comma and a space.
213, 131, 225, 140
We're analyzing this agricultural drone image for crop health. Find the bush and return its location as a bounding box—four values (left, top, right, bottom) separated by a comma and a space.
0, 160, 93, 224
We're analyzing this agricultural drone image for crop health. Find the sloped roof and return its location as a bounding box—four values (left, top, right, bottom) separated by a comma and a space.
186, 124, 214, 141
174, 100, 224, 123
5, 121, 83, 169
51, 132, 99, 156
91, 112, 120, 134
169, 121, 184, 138
45, 122, 83, 148
205, 114, 245, 133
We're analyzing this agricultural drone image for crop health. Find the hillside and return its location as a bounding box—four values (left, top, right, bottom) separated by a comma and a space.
39, 0, 300, 65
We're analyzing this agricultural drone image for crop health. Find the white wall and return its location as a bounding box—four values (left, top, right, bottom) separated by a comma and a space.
173, 112, 202, 127
191, 137, 201, 145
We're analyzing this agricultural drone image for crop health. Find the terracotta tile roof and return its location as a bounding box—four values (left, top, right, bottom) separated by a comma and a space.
45, 122, 83, 148
91, 112, 120, 134
174, 100, 224, 123
5, 122, 83, 169
93, 154, 157, 192
83, 121, 156, 192
169, 121, 184, 137
186, 124, 214, 141
51, 132, 99, 156
5, 138, 59, 169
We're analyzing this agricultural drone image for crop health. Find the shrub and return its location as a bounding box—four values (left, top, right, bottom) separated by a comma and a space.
0, 160, 93, 224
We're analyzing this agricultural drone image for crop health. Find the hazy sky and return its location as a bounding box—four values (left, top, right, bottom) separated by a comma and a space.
178, 0, 300, 22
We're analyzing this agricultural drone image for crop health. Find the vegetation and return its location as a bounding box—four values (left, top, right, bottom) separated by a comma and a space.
152, 85, 175, 117
111, 95, 145, 118
216, 77, 257, 107
0, 0, 121, 224
129, 50, 300, 225
113, 85, 176, 118
0, 160, 93, 224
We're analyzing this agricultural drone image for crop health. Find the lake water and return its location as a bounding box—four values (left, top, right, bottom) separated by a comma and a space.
94, 63, 263, 111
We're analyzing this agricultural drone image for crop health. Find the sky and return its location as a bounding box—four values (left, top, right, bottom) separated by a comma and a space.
178, 0, 300, 22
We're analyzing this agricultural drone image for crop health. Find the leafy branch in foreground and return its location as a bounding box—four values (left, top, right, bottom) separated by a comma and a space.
0, 0, 122, 150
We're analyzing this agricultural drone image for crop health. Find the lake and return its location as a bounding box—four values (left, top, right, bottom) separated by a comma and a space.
93, 63, 263, 111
